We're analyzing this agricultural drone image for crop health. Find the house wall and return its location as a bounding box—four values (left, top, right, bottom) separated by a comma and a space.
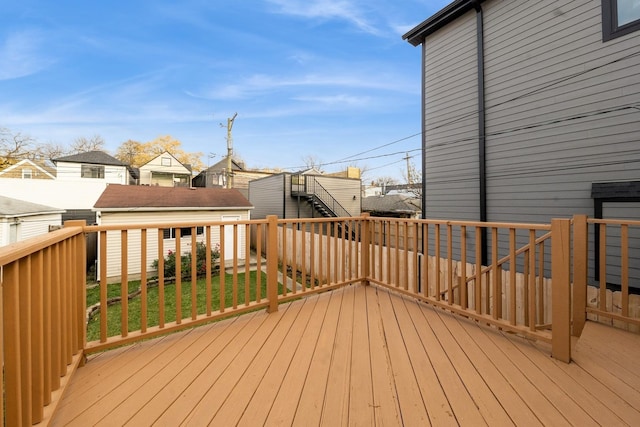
423, 9, 480, 221
249, 174, 362, 219
55, 161, 128, 184
0, 164, 53, 180
311, 175, 362, 217
138, 153, 191, 186
481, 0, 640, 224
97, 209, 251, 282
421, 0, 640, 225
0, 179, 107, 210
249, 174, 286, 219
0, 213, 62, 246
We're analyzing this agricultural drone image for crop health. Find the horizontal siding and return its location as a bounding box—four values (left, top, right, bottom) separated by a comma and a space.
248, 175, 285, 219
424, 9, 479, 221
312, 176, 361, 216
19, 213, 63, 242
99, 210, 249, 282
482, 0, 640, 223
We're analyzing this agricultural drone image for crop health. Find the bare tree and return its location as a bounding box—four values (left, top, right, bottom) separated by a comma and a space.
403, 160, 422, 199
301, 154, 323, 172
0, 127, 35, 167
37, 142, 68, 160
69, 135, 106, 154
372, 176, 398, 192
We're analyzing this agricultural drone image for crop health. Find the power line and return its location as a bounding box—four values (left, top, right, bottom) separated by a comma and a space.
317, 49, 640, 170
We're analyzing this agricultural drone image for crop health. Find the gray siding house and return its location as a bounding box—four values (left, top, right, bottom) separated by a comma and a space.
403, 0, 640, 287
248, 172, 361, 220
403, 0, 640, 224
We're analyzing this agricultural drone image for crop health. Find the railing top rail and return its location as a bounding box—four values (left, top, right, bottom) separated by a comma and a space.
84, 218, 269, 232
277, 216, 360, 225
0, 226, 84, 266
368, 216, 552, 230
587, 218, 640, 226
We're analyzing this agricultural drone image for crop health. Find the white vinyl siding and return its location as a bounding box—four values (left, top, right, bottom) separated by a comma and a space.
98, 210, 250, 282
481, 0, 640, 224
423, 9, 480, 221
0, 213, 63, 246
55, 161, 128, 184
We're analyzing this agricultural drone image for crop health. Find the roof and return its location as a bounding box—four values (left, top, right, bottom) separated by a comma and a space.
199, 158, 246, 175
362, 194, 422, 214
403, 0, 485, 46
94, 185, 253, 210
0, 158, 57, 178
0, 195, 65, 218
53, 151, 127, 166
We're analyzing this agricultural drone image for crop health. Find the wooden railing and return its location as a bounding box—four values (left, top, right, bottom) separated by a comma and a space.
4, 213, 639, 425
82, 216, 365, 353
572, 215, 640, 336
0, 221, 86, 427
363, 217, 564, 349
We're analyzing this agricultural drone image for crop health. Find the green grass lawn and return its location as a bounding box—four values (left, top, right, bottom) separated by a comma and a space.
86, 271, 275, 341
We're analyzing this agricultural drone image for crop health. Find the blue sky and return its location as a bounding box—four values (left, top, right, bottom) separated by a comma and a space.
1, 0, 450, 182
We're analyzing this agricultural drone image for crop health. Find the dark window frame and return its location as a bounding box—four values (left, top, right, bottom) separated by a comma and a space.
602, 0, 640, 41
81, 164, 105, 179
162, 226, 204, 240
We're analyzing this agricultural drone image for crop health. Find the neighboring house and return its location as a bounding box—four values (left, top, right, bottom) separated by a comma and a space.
138, 151, 192, 187
192, 158, 245, 188
249, 171, 361, 219
93, 185, 253, 282
192, 158, 274, 197
362, 184, 384, 198
362, 194, 422, 219
402, 0, 640, 224
0, 196, 64, 246
53, 151, 129, 185
0, 159, 56, 180
403, 0, 640, 286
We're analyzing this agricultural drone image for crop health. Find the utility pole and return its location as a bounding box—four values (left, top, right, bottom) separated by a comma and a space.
404, 152, 413, 185
225, 112, 238, 189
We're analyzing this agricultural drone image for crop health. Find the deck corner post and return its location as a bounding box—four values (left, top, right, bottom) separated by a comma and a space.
266, 215, 279, 313
551, 218, 571, 363
360, 213, 371, 285
572, 214, 588, 337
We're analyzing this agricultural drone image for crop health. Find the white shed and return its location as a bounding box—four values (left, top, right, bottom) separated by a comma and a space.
93, 185, 253, 282
0, 196, 65, 246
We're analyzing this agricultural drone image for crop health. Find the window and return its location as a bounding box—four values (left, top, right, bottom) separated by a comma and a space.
22, 168, 32, 179
602, 0, 640, 41
161, 157, 171, 166
81, 164, 105, 178
162, 226, 204, 239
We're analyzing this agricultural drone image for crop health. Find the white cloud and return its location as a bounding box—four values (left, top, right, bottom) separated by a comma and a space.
0, 30, 55, 80
195, 70, 416, 101
266, 0, 380, 34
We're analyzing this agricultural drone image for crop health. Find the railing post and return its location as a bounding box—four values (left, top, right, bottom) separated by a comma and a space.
266, 215, 279, 313
572, 214, 588, 337
360, 213, 370, 285
551, 218, 571, 363
64, 221, 87, 350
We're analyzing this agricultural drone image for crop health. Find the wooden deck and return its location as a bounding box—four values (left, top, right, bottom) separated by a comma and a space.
52, 284, 640, 426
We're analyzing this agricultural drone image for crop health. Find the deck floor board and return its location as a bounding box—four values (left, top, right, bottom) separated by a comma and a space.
52, 284, 640, 426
